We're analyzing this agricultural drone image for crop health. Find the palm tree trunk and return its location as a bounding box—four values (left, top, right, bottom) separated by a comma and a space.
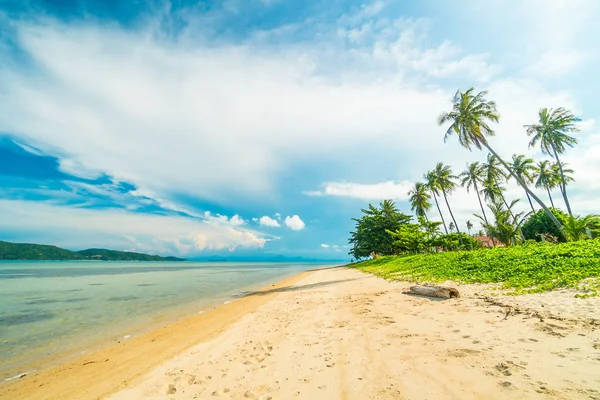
546, 187, 555, 208
431, 191, 448, 234
482, 142, 563, 232
441, 187, 461, 234
473, 181, 488, 224
526, 192, 535, 213
551, 145, 573, 217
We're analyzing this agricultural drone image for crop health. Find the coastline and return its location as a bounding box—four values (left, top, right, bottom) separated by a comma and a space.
0, 268, 321, 400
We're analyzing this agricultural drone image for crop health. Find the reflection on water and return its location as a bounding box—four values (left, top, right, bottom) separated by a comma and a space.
0, 261, 334, 380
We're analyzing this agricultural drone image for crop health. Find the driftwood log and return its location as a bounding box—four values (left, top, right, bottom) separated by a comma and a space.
407, 285, 460, 299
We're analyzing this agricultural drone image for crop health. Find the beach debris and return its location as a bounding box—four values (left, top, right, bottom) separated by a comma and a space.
406, 285, 460, 299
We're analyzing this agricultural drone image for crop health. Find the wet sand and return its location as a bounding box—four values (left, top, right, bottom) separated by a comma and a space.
3, 267, 600, 399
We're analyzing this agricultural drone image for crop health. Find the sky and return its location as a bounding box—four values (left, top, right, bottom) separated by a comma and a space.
0, 0, 599, 259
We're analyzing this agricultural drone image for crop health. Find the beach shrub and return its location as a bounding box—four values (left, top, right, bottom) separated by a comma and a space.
352, 239, 600, 295
521, 208, 568, 242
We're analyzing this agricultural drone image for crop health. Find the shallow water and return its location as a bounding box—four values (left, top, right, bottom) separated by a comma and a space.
0, 261, 333, 380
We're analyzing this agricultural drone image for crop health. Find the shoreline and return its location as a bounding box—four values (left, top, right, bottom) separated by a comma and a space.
0, 267, 325, 400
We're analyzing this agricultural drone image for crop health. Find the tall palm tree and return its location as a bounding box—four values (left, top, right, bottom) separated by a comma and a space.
459, 162, 488, 223
534, 160, 559, 207
525, 107, 580, 217
466, 220, 473, 235
448, 221, 455, 232
438, 87, 563, 232
431, 162, 461, 235
480, 175, 505, 204
510, 154, 537, 213
425, 170, 448, 234
553, 161, 575, 201
408, 182, 432, 220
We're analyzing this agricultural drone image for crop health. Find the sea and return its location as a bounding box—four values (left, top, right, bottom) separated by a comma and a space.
0, 261, 336, 381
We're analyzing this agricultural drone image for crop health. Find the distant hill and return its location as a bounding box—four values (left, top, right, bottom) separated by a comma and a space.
0, 241, 185, 261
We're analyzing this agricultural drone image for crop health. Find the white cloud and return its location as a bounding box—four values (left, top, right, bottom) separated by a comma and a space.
0, 16, 494, 211
305, 181, 414, 201
284, 215, 306, 230
0, 200, 270, 256
203, 211, 245, 226
256, 215, 281, 227
320, 243, 330, 248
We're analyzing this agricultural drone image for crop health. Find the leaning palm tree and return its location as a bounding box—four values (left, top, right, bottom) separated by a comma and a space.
525, 107, 580, 217
408, 182, 432, 220
431, 162, 461, 235
438, 87, 563, 232
511, 154, 537, 213
534, 160, 559, 207
425, 170, 449, 234
459, 162, 488, 223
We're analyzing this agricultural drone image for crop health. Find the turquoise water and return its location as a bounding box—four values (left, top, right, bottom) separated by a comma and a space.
0, 261, 333, 380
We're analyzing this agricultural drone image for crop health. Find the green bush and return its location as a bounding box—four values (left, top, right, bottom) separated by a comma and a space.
352, 239, 600, 295
521, 208, 568, 242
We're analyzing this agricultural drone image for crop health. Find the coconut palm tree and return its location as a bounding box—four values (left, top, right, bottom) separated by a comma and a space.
425, 171, 449, 234
534, 160, 559, 207
553, 161, 575, 202
474, 199, 528, 246
466, 220, 473, 235
562, 214, 600, 241
525, 107, 580, 217
480, 175, 505, 204
408, 182, 432, 220
438, 87, 563, 232
511, 154, 537, 213
448, 221, 455, 232
431, 162, 461, 235
459, 162, 488, 223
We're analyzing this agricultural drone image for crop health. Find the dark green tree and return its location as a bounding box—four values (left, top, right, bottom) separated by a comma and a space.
348, 200, 412, 259
521, 208, 568, 242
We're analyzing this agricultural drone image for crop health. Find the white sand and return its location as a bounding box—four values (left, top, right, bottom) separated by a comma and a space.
109, 267, 600, 399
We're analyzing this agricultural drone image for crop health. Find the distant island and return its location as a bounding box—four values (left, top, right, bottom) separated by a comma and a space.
0, 240, 185, 261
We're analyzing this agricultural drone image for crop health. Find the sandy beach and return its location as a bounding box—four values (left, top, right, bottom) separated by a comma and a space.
3, 266, 600, 399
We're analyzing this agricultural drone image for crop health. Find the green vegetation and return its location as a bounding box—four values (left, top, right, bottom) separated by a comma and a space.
352, 240, 600, 296
522, 208, 569, 242
0, 241, 185, 261
347, 87, 598, 297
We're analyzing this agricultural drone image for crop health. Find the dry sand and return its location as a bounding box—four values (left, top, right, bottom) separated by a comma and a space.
109, 267, 600, 400
3, 266, 600, 399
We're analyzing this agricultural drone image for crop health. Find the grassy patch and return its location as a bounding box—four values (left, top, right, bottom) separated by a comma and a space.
352, 239, 600, 295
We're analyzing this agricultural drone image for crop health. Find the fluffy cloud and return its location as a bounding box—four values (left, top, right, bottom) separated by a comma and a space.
320, 243, 330, 248
284, 215, 306, 230
306, 181, 414, 201
0, 200, 269, 256
255, 216, 281, 227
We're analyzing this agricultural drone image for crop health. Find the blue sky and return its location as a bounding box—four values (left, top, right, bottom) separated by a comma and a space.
1, 0, 599, 259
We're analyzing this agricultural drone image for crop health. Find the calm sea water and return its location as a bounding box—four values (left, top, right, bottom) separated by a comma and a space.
0, 261, 335, 380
